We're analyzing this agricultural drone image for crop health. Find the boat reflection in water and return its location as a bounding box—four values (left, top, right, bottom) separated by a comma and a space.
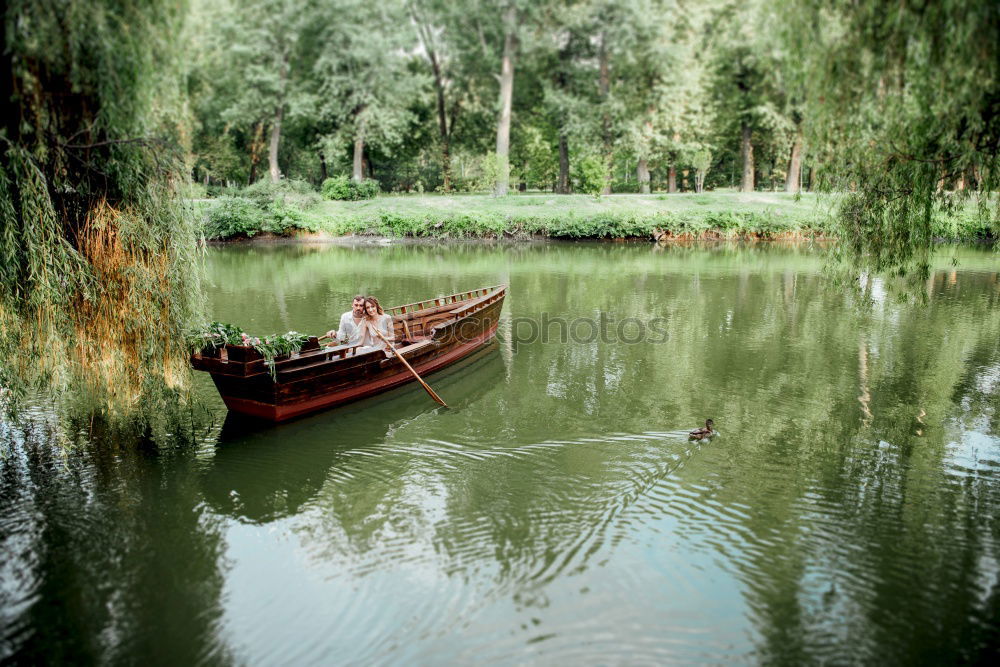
202, 342, 505, 525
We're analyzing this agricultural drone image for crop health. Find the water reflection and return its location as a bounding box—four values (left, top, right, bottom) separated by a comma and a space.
202, 344, 503, 524
0, 417, 230, 663
2, 242, 999, 663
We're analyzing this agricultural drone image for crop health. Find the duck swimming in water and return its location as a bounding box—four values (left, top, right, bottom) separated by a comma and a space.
689, 419, 715, 440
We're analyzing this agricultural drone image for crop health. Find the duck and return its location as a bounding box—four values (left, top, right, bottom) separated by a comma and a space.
688, 419, 715, 440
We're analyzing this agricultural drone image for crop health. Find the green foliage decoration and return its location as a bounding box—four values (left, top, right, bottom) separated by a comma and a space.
254, 331, 310, 377
186, 322, 310, 379
184, 322, 245, 353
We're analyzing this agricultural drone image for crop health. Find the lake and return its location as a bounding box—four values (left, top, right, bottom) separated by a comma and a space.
2, 241, 999, 664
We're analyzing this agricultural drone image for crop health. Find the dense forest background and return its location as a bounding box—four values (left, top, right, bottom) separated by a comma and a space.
182, 0, 996, 202
186, 0, 813, 196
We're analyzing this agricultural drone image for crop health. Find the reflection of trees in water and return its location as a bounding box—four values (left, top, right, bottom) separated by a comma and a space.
0, 418, 230, 664
299, 348, 509, 543
199, 249, 1000, 660
254, 260, 998, 661
628, 268, 1000, 662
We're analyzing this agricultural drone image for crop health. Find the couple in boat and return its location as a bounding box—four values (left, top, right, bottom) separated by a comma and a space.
325, 294, 395, 355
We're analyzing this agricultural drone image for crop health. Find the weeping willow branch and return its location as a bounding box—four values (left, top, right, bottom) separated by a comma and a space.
1, 0, 203, 423
783, 0, 1000, 279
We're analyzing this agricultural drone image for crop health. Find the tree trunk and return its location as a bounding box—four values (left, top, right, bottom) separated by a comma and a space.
268, 105, 282, 183
413, 11, 453, 193
268, 53, 288, 184
599, 31, 612, 195
553, 37, 573, 196
668, 165, 677, 193
784, 130, 803, 193
681, 169, 689, 192
440, 141, 451, 191
432, 62, 451, 191
636, 114, 654, 195
637, 159, 650, 194
248, 122, 263, 184
353, 134, 364, 182
695, 169, 705, 193
494, 6, 516, 197
557, 133, 570, 194
740, 121, 754, 192
319, 152, 328, 181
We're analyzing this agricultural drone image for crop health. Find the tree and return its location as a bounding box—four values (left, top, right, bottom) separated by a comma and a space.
409, 0, 461, 191
531, 0, 601, 194
709, 1, 793, 193
1, 0, 200, 414
612, 0, 714, 194
208, 0, 321, 183
493, 3, 520, 196
784, 0, 1000, 277
315, 0, 424, 182
408, 0, 514, 193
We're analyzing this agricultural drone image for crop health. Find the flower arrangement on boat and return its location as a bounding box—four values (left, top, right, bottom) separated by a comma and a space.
239, 332, 262, 347
255, 331, 310, 362
187, 323, 312, 377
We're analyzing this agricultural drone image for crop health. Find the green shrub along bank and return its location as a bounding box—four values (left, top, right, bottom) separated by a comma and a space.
321, 176, 380, 201
198, 190, 996, 242
330, 209, 835, 240
202, 179, 324, 239
320, 193, 997, 241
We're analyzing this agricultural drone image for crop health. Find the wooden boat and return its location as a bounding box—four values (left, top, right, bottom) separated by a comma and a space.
191, 285, 506, 422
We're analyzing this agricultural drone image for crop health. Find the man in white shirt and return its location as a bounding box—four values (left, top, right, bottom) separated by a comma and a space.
325, 295, 367, 346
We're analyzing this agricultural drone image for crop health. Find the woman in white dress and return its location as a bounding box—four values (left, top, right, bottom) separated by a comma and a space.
356, 295, 395, 356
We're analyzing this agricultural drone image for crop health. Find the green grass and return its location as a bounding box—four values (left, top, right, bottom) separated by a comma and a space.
193, 190, 997, 242
314, 191, 837, 240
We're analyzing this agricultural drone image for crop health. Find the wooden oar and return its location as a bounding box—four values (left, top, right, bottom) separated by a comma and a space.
369, 325, 448, 408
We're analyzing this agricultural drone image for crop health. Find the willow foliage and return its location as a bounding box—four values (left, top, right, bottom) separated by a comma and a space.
785, 0, 1000, 278
0, 0, 202, 418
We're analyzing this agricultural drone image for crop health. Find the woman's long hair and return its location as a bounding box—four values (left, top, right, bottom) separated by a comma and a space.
363, 296, 384, 320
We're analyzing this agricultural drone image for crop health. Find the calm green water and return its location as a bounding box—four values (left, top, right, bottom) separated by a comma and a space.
3, 242, 1000, 664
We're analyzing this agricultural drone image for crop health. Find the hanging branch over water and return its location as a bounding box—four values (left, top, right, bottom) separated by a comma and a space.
783, 0, 1000, 279
0, 0, 202, 420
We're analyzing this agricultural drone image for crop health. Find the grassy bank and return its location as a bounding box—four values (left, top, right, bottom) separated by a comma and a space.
195, 189, 997, 242
316, 192, 834, 239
